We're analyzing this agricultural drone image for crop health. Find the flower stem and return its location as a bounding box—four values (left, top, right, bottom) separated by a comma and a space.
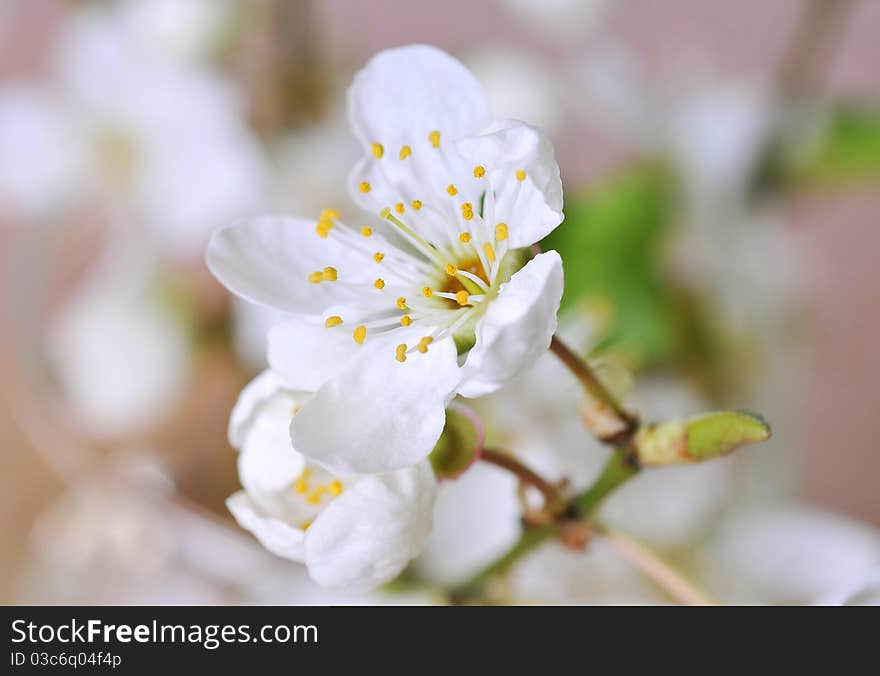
570, 449, 639, 517
480, 448, 563, 512
451, 449, 638, 602
595, 525, 717, 606
548, 335, 637, 440
450, 524, 559, 603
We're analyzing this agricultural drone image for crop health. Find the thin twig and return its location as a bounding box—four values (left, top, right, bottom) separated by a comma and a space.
596, 524, 717, 606
777, 0, 856, 98
480, 448, 563, 512
549, 335, 637, 441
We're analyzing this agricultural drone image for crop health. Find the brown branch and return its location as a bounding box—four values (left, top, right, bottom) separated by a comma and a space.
549, 335, 638, 444
480, 448, 563, 513
777, 0, 857, 99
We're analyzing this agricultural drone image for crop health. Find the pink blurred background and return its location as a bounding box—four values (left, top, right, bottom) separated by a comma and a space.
1, 0, 878, 603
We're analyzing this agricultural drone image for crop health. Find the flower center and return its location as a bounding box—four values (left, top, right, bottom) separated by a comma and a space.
291, 466, 344, 531
307, 129, 529, 362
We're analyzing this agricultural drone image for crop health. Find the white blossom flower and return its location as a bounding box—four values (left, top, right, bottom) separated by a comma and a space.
49, 234, 189, 439
208, 45, 565, 474
226, 370, 437, 592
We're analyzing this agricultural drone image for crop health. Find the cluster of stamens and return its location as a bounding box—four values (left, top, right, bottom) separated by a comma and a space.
306, 129, 526, 363
292, 467, 343, 530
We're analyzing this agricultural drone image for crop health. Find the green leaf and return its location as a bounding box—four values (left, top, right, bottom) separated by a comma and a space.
541, 165, 675, 363
635, 410, 771, 466
791, 104, 880, 187
429, 405, 483, 479
540, 165, 729, 386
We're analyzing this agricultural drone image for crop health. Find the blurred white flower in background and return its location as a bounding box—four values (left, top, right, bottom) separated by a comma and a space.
16, 450, 436, 604
817, 567, 880, 606
18, 452, 232, 604
500, 0, 610, 42
511, 538, 667, 604
413, 463, 521, 587
48, 234, 190, 440
117, 0, 234, 66
0, 0, 268, 259
465, 47, 565, 136
697, 503, 880, 604
226, 370, 437, 591
0, 84, 81, 221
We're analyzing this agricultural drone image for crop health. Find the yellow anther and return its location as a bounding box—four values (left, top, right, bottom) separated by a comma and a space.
417, 336, 434, 353
445, 263, 457, 276
456, 290, 470, 306
324, 315, 343, 328
294, 478, 309, 494
396, 296, 407, 310
399, 145, 412, 159
495, 222, 509, 241
461, 202, 474, 220
459, 232, 471, 243
484, 242, 496, 262
422, 286, 433, 298
395, 344, 408, 362
353, 325, 366, 344
361, 226, 372, 237
400, 315, 413, 327
328, 480, 343, 496
301, 468, 313, 479
306, 491, 322, 505
316, 220, 333, 238
371, 142, 384, 159
299, 520, 312, 531
446, 184, 458, 196
291, 404, 301, 416
516, 169, 527, 181
373, 252, 385, 263
428, 130, 441, 148
320, 208, 339, 221
374, 278, 385, 290
322, 266, 338, 281
473, 165, 486, 178
411, 200, 422, 210
359, 181, 371, 193
395, 202, 405, 214
308, 271, 324, 284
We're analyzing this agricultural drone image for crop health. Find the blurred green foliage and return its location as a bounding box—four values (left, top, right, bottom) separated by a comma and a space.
541, 165, 729, 396
798, 105, 880, 185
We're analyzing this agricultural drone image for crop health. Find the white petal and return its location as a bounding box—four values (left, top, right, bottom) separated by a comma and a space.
346, 46, 491, 226
267, 316, 365, 392
457, 120, 563, 247
206, 215, 370, 315
291, 335, 461, 474
347, 45, 490, 152
459, 251, 564, 398
305, 462, 437, 591
228, 369, 291, 449
226, 491, 306, 563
